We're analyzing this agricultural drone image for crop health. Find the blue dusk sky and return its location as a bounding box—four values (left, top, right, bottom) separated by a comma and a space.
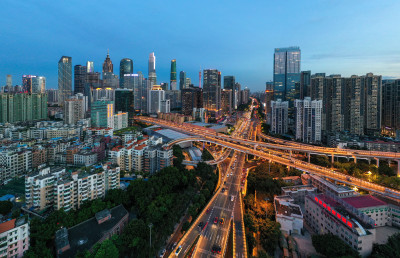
1, 0, 400, 91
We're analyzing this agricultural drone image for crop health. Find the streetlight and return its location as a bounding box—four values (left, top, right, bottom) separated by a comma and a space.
148, 223, 153, 257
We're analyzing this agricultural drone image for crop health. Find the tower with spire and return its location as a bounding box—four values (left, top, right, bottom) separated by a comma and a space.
102, 49, 113, 74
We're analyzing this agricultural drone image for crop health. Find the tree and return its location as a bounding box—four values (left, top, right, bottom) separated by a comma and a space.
259, 220, 281, 253
370, 233, 400, 258
246, 232, 256, 254
379, 164, 395, 177
201, 149, 214, 161
312, 234, 360, 258
0, 201, 12, 215
93, 239, 119, 258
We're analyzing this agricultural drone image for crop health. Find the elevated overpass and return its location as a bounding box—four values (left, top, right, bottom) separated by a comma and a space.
166, 135, 400, 202
137, 116, 400, 173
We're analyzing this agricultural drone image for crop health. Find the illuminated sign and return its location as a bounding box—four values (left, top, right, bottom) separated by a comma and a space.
314, 196, 353, 228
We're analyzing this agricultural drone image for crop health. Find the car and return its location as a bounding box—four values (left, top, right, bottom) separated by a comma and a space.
221, 188, 225, 193
175, 246, 182, 256
198, 222, 203, 228
231, 196, 235, 201
160, 249, 166, 257
214, 217, 218, 224
212, 245, 222, 254
206, 209, 210, 213
219, 218, 225, 225
172, 242, 177, 249
227, 174, 229, 177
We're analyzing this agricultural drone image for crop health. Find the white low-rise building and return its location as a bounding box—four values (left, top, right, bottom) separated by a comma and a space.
274, 195, 303, 235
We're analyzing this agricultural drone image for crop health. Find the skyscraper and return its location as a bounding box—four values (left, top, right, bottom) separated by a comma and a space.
273, 47, 301, 101
203, 69, 221, 119
271, 99, 289, 134
300, 71, 311, 99
170, 59, 177, 90
119, 58, 133, 88
294, 97, 322, 143
102, 50, 113, 74
74, 65, 87, 95
265, 82, 274, 124
221, 89, 232, 116
22, 75, 35, 93
179, 71, 186, 90
58, 56, 72, 106
363, 73, 382, 135
91, 100, 114, 128
223, 76, 236, 109
182, 86, 203, 116
148, 52, 157, 85
6, 75, 12, 87
148, 85, 165, 114
32, 76, 46, 94
86, 61, 94, 73
115, 89, 134, 125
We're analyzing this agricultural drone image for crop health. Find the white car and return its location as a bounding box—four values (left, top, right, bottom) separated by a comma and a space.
231, 195, 235, 201
175, 246, 182, 256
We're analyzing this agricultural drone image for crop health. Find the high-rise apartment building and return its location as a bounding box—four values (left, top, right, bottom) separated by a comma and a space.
115, 89, 134, 125
91, 100, 114, 128
186, 78, 192, 88
46, 89, 58, 104
170, 59, 177, 90
273, 47, 301, 101
382, 80, 400, 137
271, 99, 289, 134
182, 86, 203, 116
310, 72, 381, 135
265, 82, 274, 124
64, 94, 86, 125
148, 52, 157, 85
221, 89, 232, 116
363, 73, 382, 135
102, 50, 113, 74
74, 65, 87, 94
241, 87, 250, 105
0, 93, 47, 123
119, 58, 133, 87
179, 71, 186, 90
294, 97, 322, 143
25, 165, 120, 212
300, 71, 311, 99
58, 56, 72, 106
203, 69, 221, 119
165, 90, 181, 110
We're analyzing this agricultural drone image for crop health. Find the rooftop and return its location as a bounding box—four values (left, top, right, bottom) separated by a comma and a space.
56, 205, 128, 258
342, 195, 387, 209
275, 196, 302, 217
0, 219, 16, 234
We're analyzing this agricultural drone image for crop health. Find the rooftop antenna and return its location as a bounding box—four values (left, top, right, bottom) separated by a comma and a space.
199, 66, 202, 88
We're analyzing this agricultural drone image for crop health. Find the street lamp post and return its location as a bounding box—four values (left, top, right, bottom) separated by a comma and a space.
149, 223, 153, 257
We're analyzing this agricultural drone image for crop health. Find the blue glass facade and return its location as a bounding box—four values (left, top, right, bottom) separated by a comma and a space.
273, 47, 301, 101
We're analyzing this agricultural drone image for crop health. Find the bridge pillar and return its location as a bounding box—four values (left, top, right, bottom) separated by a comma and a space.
375, 157, 380, 167
331, 154, 334, 166
352, 156, 357, 163
397, 160, 400, 177
307, 152, 311, 163
290, 150, 292, 159
388, 160, 392, 166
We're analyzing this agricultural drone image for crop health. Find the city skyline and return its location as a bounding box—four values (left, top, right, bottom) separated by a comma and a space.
1, 1, 400, 91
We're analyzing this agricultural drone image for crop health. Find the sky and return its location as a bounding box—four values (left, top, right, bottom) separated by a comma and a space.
1, 0, 400, 91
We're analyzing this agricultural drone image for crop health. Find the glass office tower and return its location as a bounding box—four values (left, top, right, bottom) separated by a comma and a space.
273, 47, 301, 101
120, 58, 133, 87
58, 56, 72, 106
